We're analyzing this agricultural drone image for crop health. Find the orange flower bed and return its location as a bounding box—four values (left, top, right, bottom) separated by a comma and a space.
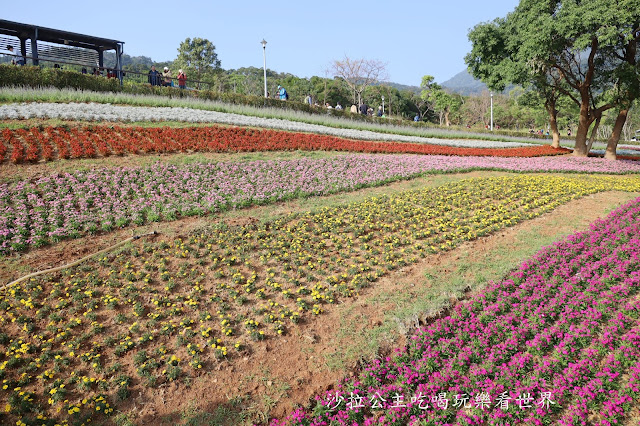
0, 126, 570, 163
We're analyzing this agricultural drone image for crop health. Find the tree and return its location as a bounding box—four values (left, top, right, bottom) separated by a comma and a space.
416, 75, 436, 120
599, 29, 640, 159
466, 0, 640, 158
396, 90, 423, 119
420, 75, 462, 126
466, 15, 568, 147
174, 37, 221, 88
329, 56, 388, 105
460, 91, 492, 128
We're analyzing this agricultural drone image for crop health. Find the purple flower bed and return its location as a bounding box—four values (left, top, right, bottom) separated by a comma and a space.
271, 197, 640, 425
2, 153, 640, 254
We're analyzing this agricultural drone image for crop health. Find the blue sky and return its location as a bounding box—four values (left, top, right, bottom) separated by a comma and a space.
5, 0, 519, 86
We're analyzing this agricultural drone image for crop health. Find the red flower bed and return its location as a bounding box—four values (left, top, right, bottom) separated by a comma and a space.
588, 152, 640, 161
0, 129, 10, 162
0, 125, 570, 164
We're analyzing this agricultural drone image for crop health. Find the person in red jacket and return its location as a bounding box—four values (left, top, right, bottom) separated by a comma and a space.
177, 69, 187, 89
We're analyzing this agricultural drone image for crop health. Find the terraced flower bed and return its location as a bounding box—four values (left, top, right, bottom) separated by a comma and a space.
3, 153, 640, 254
2, 175, 639, 424
0, 155, 640, 254
271, 196, 640, 425
0, 125, 566, 164
0, 102, 532, 148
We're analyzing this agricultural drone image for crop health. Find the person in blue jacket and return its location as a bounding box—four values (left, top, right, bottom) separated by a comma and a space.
277, 85, 288, 100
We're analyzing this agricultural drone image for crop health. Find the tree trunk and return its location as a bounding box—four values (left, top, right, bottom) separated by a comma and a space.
444, 107, 451, 127
573, 99, 591, 157
605, 108, 628, 161
586, 113, 602, 153
548, 109, 560, 149
543, 95, 561, 148
573, 42, 598, 157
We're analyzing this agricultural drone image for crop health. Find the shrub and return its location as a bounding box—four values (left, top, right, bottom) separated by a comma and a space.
0, 65, 121, 92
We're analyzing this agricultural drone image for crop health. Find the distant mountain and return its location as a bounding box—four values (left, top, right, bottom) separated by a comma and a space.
104, 52, 155, 68
441, 69, 488, 95
385, 81, 421, 94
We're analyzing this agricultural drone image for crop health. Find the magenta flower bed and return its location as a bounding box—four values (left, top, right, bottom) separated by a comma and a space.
2, 153, 640, 254
271, 198, 640, 425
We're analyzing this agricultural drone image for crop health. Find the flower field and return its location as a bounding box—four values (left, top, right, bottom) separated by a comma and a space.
2, 99, 640, 426
3, 153, 640, 254
271, 195, 640, 426
0, 102, 531, 148
0, 125, 564, 164
1, 174, 640, 424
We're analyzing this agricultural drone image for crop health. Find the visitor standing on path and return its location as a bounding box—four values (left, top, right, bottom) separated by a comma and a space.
148, 66, 161, 86
178, 69, 187, 89
162, 67, 172, 87
277, 85, 288, 100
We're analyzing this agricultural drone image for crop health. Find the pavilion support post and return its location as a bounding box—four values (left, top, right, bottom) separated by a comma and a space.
29, 28, 38, 65
20, 37, 30, 65
116, 43, 124, 85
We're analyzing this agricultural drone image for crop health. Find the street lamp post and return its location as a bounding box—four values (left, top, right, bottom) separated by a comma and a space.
261, 39, 267, 98
490, 92, 494, 131
382, 95, 385, 115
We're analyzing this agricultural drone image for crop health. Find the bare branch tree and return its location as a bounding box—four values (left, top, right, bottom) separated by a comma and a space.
329, 56, 388, 105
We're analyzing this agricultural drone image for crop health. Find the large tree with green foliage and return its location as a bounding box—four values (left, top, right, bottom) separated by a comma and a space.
466, 0, 640, 158
174, 37, 221, 87
466, 9, 571, 147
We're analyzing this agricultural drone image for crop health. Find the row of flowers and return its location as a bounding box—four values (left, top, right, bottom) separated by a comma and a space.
2, 175, 639, 423
3, 154, 640, 254
0, 102, 531, 149
271, 196, 640, 425
0, 125, 566, 164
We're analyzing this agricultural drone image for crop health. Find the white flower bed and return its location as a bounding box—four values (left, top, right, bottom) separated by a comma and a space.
0, 102, 530, 149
